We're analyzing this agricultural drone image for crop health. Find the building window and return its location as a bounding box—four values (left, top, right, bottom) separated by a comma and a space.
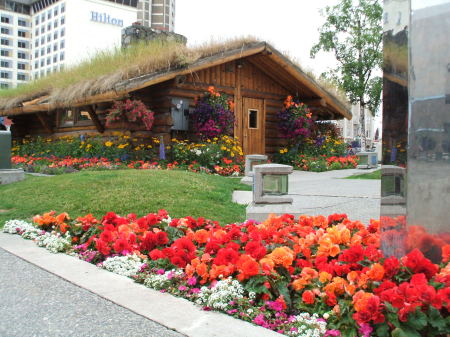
18, 30, 26, 38
18, 63, 25, 70
47, 11, 52, 20
40, 36, 44, 44
60, 16, 65, 25
60, 52, 64, 61
18, 19, 27, 27
47, 57, 50, 65
59, 109, 92, 127
1, 39, 9, 46
60, 109, 74, 126
34, 61, 38, 68
53, 43, 58, 51
248, 109, 258, 129
35, 17, 39, 25
40, 26, 45, 33
61, 3, 65, 13
53, 55, 57, 63
53, 20, 58, 28
35, 28, 39, 36
54, 7, 59, 16
1, 17, 10, 24
1, 72, 10, 79
40, 48, 44, 56
1, 50, 10, 57
17, 52, 26, 59
1, 83, 9, 89
18, 41, 26, 48
40, 60, 44, 67
60, 40, 65, 49
41, 13, 45, 22
47, 34, 51, 42
17, 73, 26, 81
47, 23, 51, 31
1, 27, 10, 34
34, 72, 39, 79
35, 40, 39, 48
1, 61, 10, 68
34, 50, 38, 58
60, 28, 65, 37
46, 46, 50, 54
53, 31, 58, 39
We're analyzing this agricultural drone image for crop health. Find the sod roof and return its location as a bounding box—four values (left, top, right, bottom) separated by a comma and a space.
0, 38, 351, 119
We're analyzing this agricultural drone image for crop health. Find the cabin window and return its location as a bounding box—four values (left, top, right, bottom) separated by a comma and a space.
59, 109, 93, 128
60, 109, 74, 126
248, 109, 258, 129
76, 110, 92, 125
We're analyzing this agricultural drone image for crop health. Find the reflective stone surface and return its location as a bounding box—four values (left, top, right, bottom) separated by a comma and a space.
381, 0, 410, 259
381, 0, 450, 263
407, 0, 450, 263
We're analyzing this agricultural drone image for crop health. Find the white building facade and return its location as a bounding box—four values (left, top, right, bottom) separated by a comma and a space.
0, 0, 175, 88
337, 103, 377, 148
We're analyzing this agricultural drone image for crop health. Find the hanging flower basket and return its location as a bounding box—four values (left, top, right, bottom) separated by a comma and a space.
106, 99, 155, 131
192, 86, 235, 139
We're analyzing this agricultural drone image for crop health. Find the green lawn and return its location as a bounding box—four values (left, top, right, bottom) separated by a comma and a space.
0, 170, 251, 226
346, 169, 381, 180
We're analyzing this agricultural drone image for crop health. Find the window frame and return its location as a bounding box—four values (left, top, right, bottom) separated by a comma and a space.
248, 109, 259, 129
58, 108, 94, 128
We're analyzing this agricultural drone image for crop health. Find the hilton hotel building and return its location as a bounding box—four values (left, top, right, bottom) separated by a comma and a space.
0, 0, 175, 88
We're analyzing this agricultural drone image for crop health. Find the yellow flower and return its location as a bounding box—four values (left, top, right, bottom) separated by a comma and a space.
117, 143, 129, 149
105, 141, 113, 147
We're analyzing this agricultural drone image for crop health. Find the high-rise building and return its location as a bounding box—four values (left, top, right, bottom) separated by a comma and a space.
0, 0, 175, 89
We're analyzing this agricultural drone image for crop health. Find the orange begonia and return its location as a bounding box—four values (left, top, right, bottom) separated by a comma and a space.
367, 263, 385, 281
193, 229, 209, 244
266, 246, 294, 268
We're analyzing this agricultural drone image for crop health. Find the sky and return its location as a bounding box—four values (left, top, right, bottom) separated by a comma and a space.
175, 0, 339, 77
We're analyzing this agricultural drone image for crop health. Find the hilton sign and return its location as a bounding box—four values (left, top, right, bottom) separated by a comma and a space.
90, 11, 124, 27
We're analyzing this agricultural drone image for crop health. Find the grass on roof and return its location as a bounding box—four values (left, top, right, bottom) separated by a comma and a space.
0, 169, 251, 226
0, 37, 259, 108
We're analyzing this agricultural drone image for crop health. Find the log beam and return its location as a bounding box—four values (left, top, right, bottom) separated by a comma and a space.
87, 105, 105, 133
36, 112, 53, 133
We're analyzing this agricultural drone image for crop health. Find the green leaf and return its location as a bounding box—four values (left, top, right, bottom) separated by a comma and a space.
375, 323, 390, 337
406, 308, 427, 331
244, 275, 269, 295
392, 327, 421, 337
428, 306, 447, 331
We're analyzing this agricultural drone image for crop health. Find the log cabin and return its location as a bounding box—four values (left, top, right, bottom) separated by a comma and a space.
0, 39, 351, 156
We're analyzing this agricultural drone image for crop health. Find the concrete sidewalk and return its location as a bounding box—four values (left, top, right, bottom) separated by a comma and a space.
234, 168, 380, 224
0, 233, 281, 337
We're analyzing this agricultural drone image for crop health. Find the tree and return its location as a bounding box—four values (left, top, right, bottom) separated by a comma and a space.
310, 0, 382, 150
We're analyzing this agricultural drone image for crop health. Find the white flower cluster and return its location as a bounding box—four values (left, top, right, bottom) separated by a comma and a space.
196, 277, 244, 310
102, 254, 144, 277
143, 269, 183, 290
3, 219, 41, 239
36, 232, 71, 253
285, 313, 327, 337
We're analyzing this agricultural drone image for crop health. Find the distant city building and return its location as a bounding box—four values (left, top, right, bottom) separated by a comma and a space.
0, 0, 175, 88
337, 103, 377, 148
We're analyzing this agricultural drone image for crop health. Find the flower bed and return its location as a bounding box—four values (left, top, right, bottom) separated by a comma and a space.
11, 135, 244, 176
3, 211, 449, 336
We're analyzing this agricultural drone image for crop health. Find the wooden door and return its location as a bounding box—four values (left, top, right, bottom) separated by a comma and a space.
241, 97, 265, 155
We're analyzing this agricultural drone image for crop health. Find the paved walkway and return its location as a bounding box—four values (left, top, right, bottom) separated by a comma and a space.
234, 168, 380, 224
0, 234, 280, 337
0, 247, 184, 337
